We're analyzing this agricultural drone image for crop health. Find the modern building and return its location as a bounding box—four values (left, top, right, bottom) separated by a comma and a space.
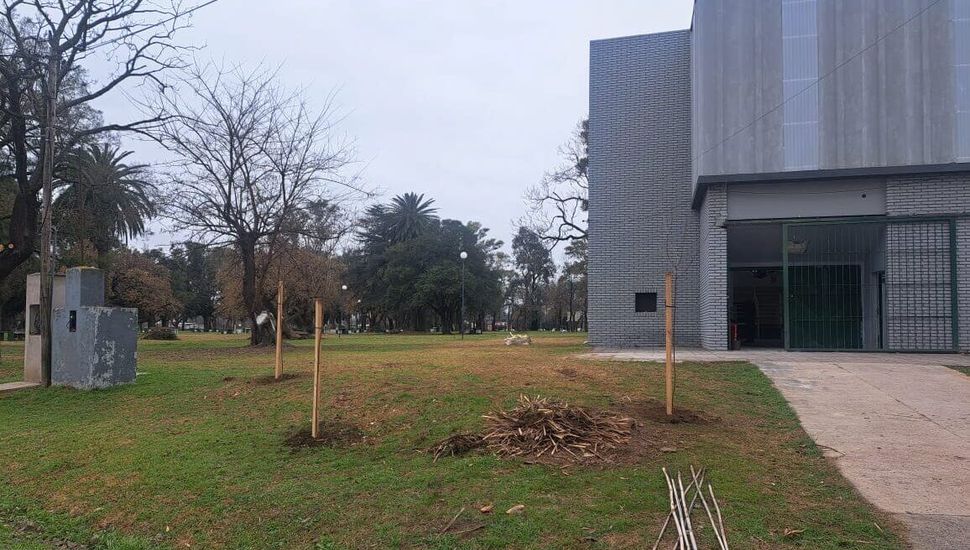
588, 0, 970, 351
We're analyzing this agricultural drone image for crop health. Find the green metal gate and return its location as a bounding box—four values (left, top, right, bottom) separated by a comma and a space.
782, 218, 959, 352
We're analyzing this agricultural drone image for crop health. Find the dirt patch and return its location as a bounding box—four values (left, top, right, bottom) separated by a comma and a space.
251, 372, 303, 385
430, 433, 486, 461
283, 419, 364, 450
618, 399, 716, 425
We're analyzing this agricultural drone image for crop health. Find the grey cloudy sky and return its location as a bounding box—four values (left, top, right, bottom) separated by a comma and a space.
103, 1, 693, 253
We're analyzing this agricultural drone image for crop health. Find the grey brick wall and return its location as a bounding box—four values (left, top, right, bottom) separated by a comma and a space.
884, 221, 955, 350
886, 173, 970, 351
588, 31, 701, 348
699, 184, 728, 349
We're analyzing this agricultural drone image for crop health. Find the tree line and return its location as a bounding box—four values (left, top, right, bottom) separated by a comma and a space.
0, 1, 589, 344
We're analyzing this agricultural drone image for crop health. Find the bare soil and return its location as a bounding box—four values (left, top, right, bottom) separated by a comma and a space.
251, 372, 303, 385
618, 398, 717, 425
283, 419, 365, 450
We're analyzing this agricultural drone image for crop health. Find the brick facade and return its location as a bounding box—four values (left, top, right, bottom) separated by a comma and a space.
587, 31, 700, 348
886, 173, 970, 351
698, 184, 728, 349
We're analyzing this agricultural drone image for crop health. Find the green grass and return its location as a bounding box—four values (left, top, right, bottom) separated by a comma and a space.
0, 333, 903, 549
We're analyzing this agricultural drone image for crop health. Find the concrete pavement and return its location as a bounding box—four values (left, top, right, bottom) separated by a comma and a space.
581, 348, 970, 549
0, 381, 40, 395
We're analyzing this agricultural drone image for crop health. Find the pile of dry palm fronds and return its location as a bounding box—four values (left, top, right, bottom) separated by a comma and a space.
481, 395, 633, 461
653, 466, 729, 550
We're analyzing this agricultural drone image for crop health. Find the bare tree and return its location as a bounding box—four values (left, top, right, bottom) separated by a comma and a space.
0, 0, 213, 384
0, 0, 212, 283
524, 118, 588, 244
154, 64, 360, 345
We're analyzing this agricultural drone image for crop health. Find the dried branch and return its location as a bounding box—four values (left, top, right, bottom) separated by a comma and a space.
522, 118, 588, 245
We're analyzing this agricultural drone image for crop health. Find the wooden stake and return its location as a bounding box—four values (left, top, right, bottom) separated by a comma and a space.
665, 271, 674, 416
275, 281, 284, 380
311, 298, 323, 439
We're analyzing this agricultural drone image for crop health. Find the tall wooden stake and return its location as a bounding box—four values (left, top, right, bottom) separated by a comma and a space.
311, 298, 323, 439
665, 272, 674, 416
274, 281, 284, 380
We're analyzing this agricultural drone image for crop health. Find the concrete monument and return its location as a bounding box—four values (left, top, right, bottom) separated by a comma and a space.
25, 267, 138, 389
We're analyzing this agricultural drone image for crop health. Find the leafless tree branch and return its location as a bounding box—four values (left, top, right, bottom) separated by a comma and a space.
0, 0, 214, 283
152, 61, 369, 344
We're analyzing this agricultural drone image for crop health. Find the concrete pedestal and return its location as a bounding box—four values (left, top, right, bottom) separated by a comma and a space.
25, 267, 139, 390
52, 306, 137, 389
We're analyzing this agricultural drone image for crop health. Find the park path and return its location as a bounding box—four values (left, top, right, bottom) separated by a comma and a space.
0, 381, 40, 395
581, 349, 970, 549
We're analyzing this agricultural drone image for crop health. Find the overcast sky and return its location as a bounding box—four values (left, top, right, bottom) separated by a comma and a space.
103, 1, 693, 254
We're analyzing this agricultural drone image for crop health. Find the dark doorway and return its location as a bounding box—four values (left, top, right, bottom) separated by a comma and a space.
729, 267, 783, 347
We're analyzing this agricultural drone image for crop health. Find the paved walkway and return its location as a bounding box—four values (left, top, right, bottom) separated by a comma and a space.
0, 381, 40, 395
581, 348, 970, 549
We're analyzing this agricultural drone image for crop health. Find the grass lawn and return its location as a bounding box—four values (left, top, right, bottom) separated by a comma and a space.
0, 333, 903, 549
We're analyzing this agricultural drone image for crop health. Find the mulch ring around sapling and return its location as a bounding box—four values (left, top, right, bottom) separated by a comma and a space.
251, 372, 303, 385
617, 398, 717, 425
284, 418, 365, 450
431, 433, 486, 461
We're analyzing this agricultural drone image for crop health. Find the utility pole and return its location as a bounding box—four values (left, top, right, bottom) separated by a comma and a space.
339, 284, 348, 338
39, 36, 58, 387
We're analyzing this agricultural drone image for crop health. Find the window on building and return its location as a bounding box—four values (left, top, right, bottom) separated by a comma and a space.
955, 0, 970, 160
782, 0, 819, 170
635, 292, 658, 313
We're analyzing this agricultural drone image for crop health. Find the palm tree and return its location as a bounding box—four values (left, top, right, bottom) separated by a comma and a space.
54, 144, 155, 262
384, 192, 438, 243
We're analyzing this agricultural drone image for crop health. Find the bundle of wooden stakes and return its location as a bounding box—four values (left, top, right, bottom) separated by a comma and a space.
481, 395, 632, 460
653, 466, 729, 550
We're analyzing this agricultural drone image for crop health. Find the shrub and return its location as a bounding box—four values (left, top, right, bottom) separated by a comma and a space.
144, 326, 178, 340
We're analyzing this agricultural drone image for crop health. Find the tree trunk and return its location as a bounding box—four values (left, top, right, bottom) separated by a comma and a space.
239, 240, 261, 346
568, 279, 576, 332
0, 83, 39, 286
582, 293, 588, 331
0, 193, 39, 285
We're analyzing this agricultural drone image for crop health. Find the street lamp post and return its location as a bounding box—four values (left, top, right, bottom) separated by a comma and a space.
459, 251, 468, 340
339, 284, 348, 338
